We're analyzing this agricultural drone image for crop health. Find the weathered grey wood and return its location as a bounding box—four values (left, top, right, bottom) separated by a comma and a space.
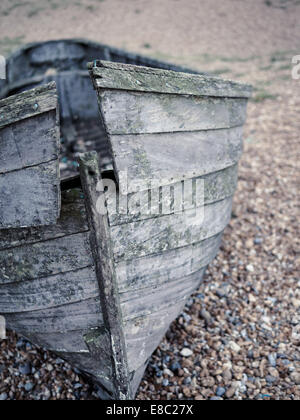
0, 161, 60, 229
123, 266, 206, 372
111, 196, 232, 262
84, 327, 114, 380
0, 189, 88, 251
78, 151, 132, 400
107, 164, 238, 226
55, 350, 115, 396
130, 363, 149, 396
4, 297, 103, 334
0, 266, 99, 313
89, 60, 252, 98
98, 90, 248, 135
0, 110, 59, 174
0, 82, 61, 229
0, 232, 93, 284
120, 267, 205, 321
124, 299, 188, 372
115, 232, 222, 293
0, 82, 58, 129
109, 128, 242, 194
28, 330, 92, 354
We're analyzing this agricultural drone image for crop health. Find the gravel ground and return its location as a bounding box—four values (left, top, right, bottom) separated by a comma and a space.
0, 0, 299, 401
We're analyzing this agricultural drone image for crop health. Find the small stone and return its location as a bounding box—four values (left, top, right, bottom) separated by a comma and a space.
222, 369, 233, 383
210, 396, 223, 400
200, 309, 213, 325
24, 382, 34, 392
268, 367, 279, 378
43, 387, 51, 400
162, 379, 169, 387
254, 237, 263, 245
163, 368, 174, 377
170, 361, 181, 373
216, 387, 226, 397
201, 376, 215, 387
290, 372, 300, 385
268, 353, 277, 367
19, 362, 32, 375
229, 341, 241, 353
180, 348, 193, 357
46, 364, 54, 372
246, 264, 255, 272
0, 393, 8, 401
226, 386, 237, 399
266, 375, 277, 384
183, 377, 192, 385
183, 387, 191, 397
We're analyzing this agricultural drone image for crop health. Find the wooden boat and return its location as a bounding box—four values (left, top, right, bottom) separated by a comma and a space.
0, 40, 252, 399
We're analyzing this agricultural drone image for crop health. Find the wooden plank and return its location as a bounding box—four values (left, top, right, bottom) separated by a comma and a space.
107, 164, 238, 226
0, 266, 99, 313
0, 82, 61, 229
115, 232, 222, 293
109, 128, 242, 194
4, 297, 103, 334
0, 188, 88, 251
0, 231, 93, 285
0, 161, 60, 229
55, 350, 115, 396
111, 196, 232, 262
78, 151, 132, 400
28, 330, 92, 354
124, 300, 188, 372
0, 110, 59, 174
89, 60, 252, 98
130, 362, 149, 396
120, 267, 205, 321
97, 90, 248, 135
0, 82, 58, 129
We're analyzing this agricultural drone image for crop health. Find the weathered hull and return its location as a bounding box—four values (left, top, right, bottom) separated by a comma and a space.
0, 40, 251, 399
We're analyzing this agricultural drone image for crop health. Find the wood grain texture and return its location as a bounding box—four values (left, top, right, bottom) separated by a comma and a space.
0, 82, 58, 129
0, 110, 59, 174
90, 60, 252, 98
0, 266, 99, 313
0, 160, 60, 229
109, 128, 242, 194
0, 232, 93, 284
111, 196, 232, 262
107, 164, 238, 226
124, 299, 188, 372
120, 267, 206, 321
115, 232, 222, 293
0, 82, 61, 229
98, 90, 248, 135
78, 151, 132, 400
0, 189, 88, 251
4, 297, 103, 334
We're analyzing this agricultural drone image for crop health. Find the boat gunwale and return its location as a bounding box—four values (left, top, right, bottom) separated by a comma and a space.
90, 60, 252, 99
